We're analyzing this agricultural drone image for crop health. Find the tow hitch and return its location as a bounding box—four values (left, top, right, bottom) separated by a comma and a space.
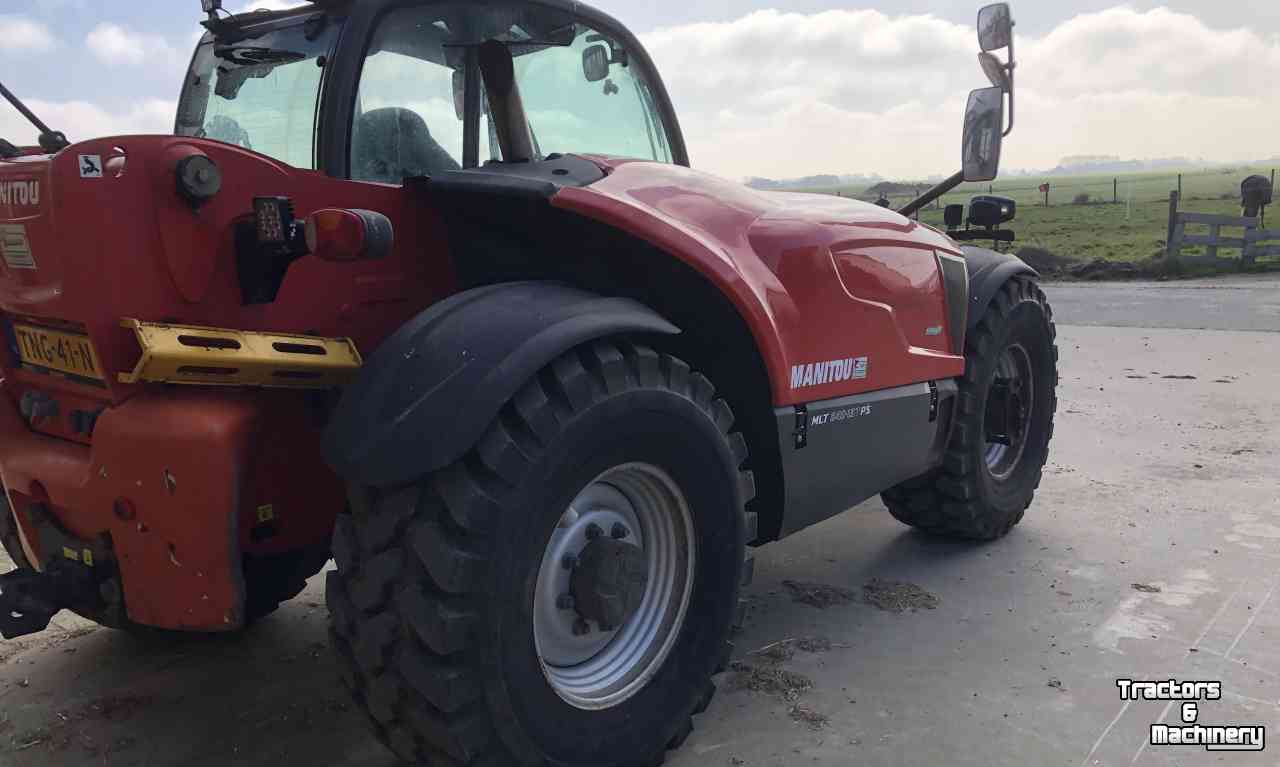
1, 503, 112, 639
0, 557, 106, 639
0, 567, 64, 638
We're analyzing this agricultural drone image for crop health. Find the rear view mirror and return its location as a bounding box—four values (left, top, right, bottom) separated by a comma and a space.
962, 86, 1004, 182
978, 3, 1012, 52
979, 52, 1009, 91
582, 44, 609, 82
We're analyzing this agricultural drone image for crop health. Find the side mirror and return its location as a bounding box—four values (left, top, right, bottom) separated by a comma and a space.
978, 3, 1012, 52
944, 204, 965, 229
582, 44, 610, 83
962, 86, 1004, 182
979, 52, 1009, 91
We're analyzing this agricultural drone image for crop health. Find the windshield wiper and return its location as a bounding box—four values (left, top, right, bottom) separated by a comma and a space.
214, 46, 306, 66
0, 80, 69, 153
212, 47, 308, 99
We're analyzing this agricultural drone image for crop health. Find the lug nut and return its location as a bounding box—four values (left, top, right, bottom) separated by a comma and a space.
562, 554, 578, 571
585, 523, 603, 540
572, 618, 591, 636
556, 593, 575, 610
610, 523, 629, 540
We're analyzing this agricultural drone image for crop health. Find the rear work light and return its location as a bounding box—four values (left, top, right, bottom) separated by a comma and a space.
304, 208, 394, 262
253, 196, 296, 245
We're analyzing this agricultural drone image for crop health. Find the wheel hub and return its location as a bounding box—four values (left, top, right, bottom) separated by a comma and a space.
984, 377, 1025, 446
570, 537, 648, 631
984, 343, 1034, 479
532, 463, 694, 711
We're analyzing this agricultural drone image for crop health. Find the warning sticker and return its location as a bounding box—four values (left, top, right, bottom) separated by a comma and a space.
79, 154, 103, 178
0, 224, 35, 270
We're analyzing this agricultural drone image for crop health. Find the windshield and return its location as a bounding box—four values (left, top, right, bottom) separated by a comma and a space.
351, 2, 673, 182
176, 16, 339, 169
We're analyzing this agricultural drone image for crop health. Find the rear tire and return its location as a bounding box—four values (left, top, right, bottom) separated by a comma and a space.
882, 275, 1058, 540
327, 341, 755, 766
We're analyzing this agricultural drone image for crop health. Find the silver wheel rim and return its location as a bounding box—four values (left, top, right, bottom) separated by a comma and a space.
984, 342, 1034, 479
532, 463, 695, 710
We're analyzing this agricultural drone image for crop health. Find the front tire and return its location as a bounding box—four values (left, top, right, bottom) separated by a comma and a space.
883, 275, 1058, 540
327, 341, 755, 766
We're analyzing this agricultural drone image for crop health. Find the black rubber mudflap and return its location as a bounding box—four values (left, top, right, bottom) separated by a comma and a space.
0, 568, 59, 639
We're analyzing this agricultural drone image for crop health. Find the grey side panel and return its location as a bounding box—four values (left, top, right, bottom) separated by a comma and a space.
775, 382, 955, 538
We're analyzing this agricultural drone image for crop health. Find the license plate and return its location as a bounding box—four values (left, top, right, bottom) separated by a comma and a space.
11, 323, 104, 381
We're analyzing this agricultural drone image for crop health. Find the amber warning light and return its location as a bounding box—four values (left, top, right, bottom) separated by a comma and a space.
304, 209, 394, 262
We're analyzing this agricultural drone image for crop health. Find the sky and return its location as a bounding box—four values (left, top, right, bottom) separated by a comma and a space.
1, 0, 1278, 181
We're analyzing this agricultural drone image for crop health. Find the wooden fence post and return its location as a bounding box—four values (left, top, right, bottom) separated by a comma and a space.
1166, 190, 1181, 260
1206, 224, 1220, 261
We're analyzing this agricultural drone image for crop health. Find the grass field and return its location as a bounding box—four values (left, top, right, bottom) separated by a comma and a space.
804, 165, 1277, 265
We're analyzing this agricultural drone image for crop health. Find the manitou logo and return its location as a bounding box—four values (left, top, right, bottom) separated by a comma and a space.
0, 180, 40, 208
790, 356, 868, 389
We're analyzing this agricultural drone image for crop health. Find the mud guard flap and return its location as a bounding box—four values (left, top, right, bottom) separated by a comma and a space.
961, 246, 1037, 332
323, 281, 680, 488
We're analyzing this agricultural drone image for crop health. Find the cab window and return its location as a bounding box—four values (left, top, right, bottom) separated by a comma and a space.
350, 2, 674, 184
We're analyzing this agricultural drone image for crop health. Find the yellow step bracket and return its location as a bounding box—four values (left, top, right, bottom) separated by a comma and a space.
119, 319, 362, 389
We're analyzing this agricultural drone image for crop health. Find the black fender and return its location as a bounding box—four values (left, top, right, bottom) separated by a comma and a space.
323, 281, 680, 488
961, 246, 1038, 332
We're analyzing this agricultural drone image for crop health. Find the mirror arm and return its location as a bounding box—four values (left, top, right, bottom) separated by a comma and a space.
898, 170, 965, 218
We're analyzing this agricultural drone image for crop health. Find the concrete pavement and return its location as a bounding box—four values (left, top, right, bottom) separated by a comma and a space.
1, 275, 1277, 766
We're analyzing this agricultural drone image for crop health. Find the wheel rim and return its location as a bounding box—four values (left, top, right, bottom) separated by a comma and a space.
533, 463, 695, 711
983, 342, 1034, 480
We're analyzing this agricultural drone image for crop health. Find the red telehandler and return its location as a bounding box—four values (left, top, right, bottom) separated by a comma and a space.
0, 2, 1052, 764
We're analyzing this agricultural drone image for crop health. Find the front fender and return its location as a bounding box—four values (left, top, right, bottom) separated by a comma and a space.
961, 246, 1038, 332
322, 281, 679, 488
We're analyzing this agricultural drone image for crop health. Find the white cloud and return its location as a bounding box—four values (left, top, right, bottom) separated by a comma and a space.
0, 15, 58, 53
5, 4, 1275, 183
643, 6, 1280, 180
0, 99, 176, 147
86, 22, 184, 68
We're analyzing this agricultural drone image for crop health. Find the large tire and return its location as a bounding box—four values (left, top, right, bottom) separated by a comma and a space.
327, 340, 756, 766
882, 275, 1058, 540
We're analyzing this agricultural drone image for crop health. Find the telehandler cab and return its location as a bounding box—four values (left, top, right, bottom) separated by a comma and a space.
0, 1, 1054, 764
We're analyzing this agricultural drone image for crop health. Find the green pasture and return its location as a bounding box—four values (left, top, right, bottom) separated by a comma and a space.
805, 165, 1277, 263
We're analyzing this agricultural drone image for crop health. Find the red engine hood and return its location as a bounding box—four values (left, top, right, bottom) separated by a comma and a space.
552, 160, 965, 406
